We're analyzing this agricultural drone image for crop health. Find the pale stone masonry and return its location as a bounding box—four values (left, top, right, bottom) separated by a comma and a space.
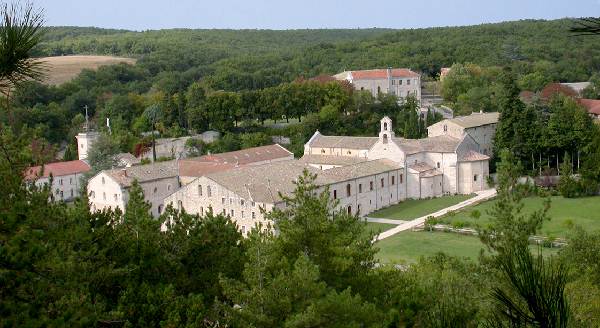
88, 144, 294, 218
166, 116, 493, 235
334, 68, 421, 102
25, 160, 91, 202
427, 111, 499, 157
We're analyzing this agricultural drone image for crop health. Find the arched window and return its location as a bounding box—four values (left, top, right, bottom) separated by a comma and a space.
383, 122, 388, 131
346, 184, 351, 197
198, 185, 202, 196
158, 205, 163, 214
207, 186, 212, 197
383, 134, 388, 144
347, 206, 352, 215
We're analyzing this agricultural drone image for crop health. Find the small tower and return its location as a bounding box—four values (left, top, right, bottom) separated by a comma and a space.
75, 105, 100, 161
379, 116, 395, 144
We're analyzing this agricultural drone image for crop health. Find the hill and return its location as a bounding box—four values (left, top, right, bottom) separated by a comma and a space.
38, 55, 136, 85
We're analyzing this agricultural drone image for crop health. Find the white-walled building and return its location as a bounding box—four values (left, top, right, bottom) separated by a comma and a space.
25, 160, 91, 202
427, 111, 499, 157
75, 131, 100, 161
164, 159, 405, 236
165, 116, 492, 235
88, 144, 294, 217
334, 68, 421, 101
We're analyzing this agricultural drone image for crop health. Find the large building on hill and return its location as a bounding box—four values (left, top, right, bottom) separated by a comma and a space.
87, 144, 294, 217
334, 68, 421, 101
25, 160, 91, 202
427, 111, 500, 157
167, 116, 493, 236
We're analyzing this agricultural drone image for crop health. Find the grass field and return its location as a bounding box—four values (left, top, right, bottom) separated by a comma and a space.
375, 231, 560, 264
38, 55, 137, 85
438, 196, 600, 238
370, 194, 474, 220
364, 222, 396, 236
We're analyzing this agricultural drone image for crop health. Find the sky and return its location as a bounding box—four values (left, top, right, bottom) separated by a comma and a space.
38, 0, 600, 30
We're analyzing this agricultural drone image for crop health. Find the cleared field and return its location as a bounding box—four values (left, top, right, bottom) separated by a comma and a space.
369, 194, 474, 220
376, 231, 559, 264
438, 196, 600, 238
38, 55, 137, 85
364, 222, 396, 236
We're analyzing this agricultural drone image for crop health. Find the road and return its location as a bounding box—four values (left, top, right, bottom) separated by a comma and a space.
372, 189, 497, 242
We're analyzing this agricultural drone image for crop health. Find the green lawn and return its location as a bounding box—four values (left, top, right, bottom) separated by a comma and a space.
439, 196, 600, 238
370, 195, 474, 220
375, 231, 559, 264
364, 222, 396, 236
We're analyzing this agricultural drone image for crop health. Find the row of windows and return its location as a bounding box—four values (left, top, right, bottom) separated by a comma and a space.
55, 189, 75, 198
57, 177, 75, 186
391, 79, 414, 85
332, 175, 403, 199
222, 208, 257, 220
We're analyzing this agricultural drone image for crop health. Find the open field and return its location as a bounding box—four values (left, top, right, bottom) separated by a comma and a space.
370, 194, 474, 220
438, 196, 600, 238
364, 222, 396, 236
375, 231, 559, 264
38, 55, 137, 85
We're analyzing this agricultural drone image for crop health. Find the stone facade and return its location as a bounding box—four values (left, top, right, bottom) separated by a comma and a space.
427, 112, 499, 156
334, 68, 421, 102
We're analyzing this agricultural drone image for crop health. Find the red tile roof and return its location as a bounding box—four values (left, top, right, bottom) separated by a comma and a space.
578, 98, 600, 115
25, 160, 91, 180
351, 68, 420, 80
540, 83, 578, 100
178, 144, 294, 177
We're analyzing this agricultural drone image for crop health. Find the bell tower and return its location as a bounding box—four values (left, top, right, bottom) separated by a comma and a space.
75, 105, 100, 161
379, 116, 395, 144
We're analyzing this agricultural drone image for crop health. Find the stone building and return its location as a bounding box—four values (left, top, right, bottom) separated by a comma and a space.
88, 144, 294, 217
334, 68, 421, 101
427, 111, 499, 157
166, 116, 492, 235
25, 160, 91, 202
164, 159, 404, 236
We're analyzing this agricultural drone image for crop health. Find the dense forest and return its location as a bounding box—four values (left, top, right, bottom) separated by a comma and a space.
5, 18, 600, 167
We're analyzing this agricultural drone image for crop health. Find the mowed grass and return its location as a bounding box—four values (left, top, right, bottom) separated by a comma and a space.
439, 196, 600, 237
39, 55, 137, 85
364, 222, 397, 236
375, 231, 559, 264
370, 194, 474, 220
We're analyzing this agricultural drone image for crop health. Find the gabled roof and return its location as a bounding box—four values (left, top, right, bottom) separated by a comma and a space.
445, 112, 500, 129
308, 134, 379, 150
458, 150, 490, 162
204, 159, 402, 204
104, 160, 178, 187
348, 68, 420, 80
540, 83, 578, 100
25, 160, 90, 180
578, 98, 600, 115
178, 160, 236, 178
393, 135, 462, 154
299, 154, 368, 166
192, 144, 293, 165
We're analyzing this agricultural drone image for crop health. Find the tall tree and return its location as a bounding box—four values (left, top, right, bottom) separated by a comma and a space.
0, 2, 45, 120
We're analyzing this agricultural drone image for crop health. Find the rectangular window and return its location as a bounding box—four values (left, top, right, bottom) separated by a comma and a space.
370, 181, 374, 191
400, 174, 403, 184
241, 199, 245, 206
231, 209, 235, 217
221, 197, 225, 204
381, 178, 384, 188
252, 201, 256, 207
392, 176, 395, 185
59, 179, 63, 185
359, 184, 362, 193
222, 209, 226, 215
69, 177, 73, 184
399, 79, 403, 85
474, 175, 478, 182
114, 194, 118, 201
242, 226, 246, 234
407, 79, 411, 85
70, 189, 74, 197
391, 80, 395, 85
200, 207, 204, 215
333, 190, 337, 199
229, 198, 233, 205
252, 212, 256, 219
241, 211, 244, 218
437, 162, 441, 168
